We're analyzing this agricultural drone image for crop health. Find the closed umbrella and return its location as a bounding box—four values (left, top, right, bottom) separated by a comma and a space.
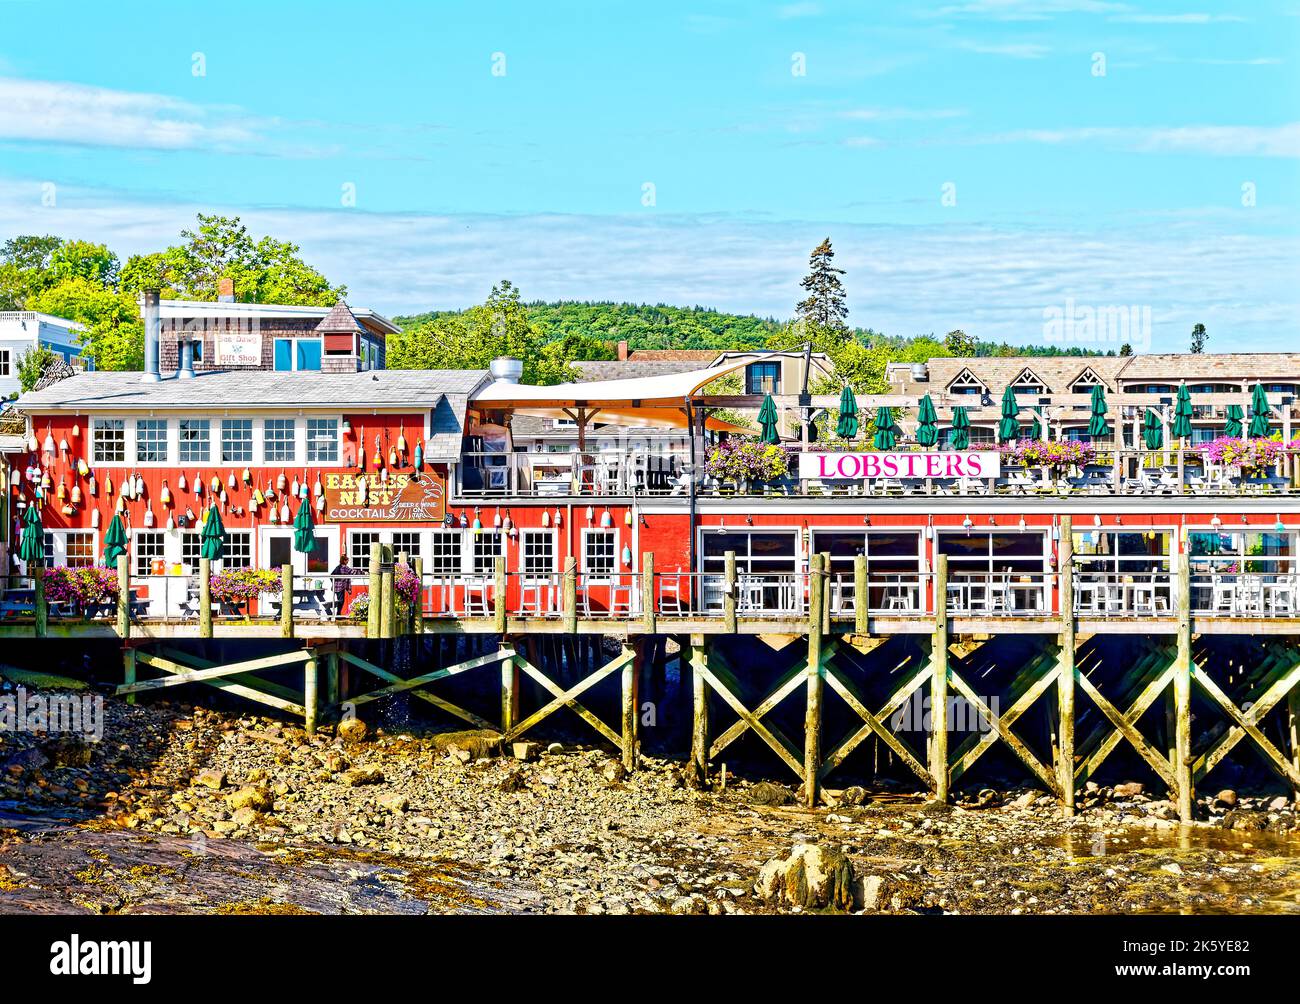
200, 505, 226, 561
1172, 383, 1193, 441
1249, 384, 1271, 438
1223, 404, 1244, 438
103, 514, 128, 566
949, 406, 971, 450
835, 385, 859, 440
915, 394, 939, 448
1087, 384, 1109, 438
997, 386, 1020, 443
872, 407, 896, 450
293, 499, 317, 555
757, 393, 780, 445
17, 504, 43, 565
1142, 409, 1163, 450
1028, 411, 1043, 441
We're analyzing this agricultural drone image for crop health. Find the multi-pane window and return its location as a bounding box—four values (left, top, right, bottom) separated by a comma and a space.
746, 361, 781, 395
472, 531, 504, 574
221, 419, 253, 463
0, 349, 10, 375
582, 530, 617, 579
181, 531, 203, 571
428, 531, 462, 576
136, 419, 168, 462
179, 418, 211, 463
93, 419, 125, 463
307, 418, 338, 463
391, 531, 422, 564
264, 419, 296, 463
135, 531, 165, 576
521, 530, 555, 580
49, 530, 95, 568
348, 531, 381, 570
223, 531, 252, 569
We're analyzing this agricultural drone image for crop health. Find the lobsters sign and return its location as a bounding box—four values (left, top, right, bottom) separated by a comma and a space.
799, 451, 1001, 480
321, 472, 447, 523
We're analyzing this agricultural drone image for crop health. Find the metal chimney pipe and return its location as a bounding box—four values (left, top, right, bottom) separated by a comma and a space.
142, 290, 161, 382
179, 338, 195, 378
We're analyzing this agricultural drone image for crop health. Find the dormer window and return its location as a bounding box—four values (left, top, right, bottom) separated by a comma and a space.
1009, 367, 1046, 396
1069, 368, 1107, 395
947, 367, 987, 396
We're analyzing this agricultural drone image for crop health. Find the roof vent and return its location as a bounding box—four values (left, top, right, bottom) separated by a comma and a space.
910, 362, 929, 381
490, 357, 524, 384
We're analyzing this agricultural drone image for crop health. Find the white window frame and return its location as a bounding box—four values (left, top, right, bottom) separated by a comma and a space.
263, 418, 296, 463
581, 528, 618, 582
221, 418, 254, 464
42, 529, 97, 569
178, 417, 211, 464
92, 417, 126, 463
520, 529, 556, 582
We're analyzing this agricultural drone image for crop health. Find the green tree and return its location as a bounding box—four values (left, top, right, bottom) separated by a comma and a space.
16, 345, 59, 393
0, 235, 65, 309
1119, 342, 1133, 357
796, 238, 848, 332
1190, 323, 1208, 354
28, 278, 144, 371
120, 214, 343, 305
944, 329, 978, 356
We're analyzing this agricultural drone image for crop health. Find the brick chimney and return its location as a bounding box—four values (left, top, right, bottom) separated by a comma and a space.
617, 339, 629, 361
217, 277, 235, 302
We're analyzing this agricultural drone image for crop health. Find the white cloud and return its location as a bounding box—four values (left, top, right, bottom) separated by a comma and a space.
933, 1, 1130, 21
777, 2, 823, 17
958, 40, 1052, 58
0, 77, 266, 151
1108, 12, 1247, 23
1, 179, 1295, 351
971, 123, 1300, 157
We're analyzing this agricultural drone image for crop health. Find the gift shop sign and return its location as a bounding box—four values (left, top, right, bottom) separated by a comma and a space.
799, 451, 1001, 480
321, 472, 446, 523
214, 331, 262, 366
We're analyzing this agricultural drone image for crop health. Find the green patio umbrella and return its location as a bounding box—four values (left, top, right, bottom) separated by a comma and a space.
872, 406, 896, 450
1087, 384, 1109, 438
949, 406, 971, 450
997, 386, 1021, 443
200, 505, 226, 561
915, 394, 939, 448
1172, 383, 1193, 441
17, 504, 43, 565
1249, 384, 1271, 438
1028, 411, 1043, 441
103, 513, 128, 566
757, 393, 780, 444
835, 385, 859, 439
1142, 408, 1164, 450
293, 500, 318, 556
1223, 404, 1244, 438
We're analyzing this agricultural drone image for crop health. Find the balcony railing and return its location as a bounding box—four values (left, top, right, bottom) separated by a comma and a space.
453, 448, 1300, 499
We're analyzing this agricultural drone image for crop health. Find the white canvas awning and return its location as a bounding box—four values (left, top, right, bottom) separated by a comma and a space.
471, 355, 773, 432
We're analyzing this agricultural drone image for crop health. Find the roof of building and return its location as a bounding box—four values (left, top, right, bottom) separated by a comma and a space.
1115, 353, 1300, 382
888, 355, 1132, 396
152, 298, 401, 335
625, 349, 718, 362
314, 301, 365, 335
0, 310, 87, 332
16, 369, 489, 412
572, 358, 718, 382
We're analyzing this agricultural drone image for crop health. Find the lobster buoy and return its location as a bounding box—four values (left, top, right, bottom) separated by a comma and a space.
277, 471, 287, 491
316, 493, 326, 513
91, 508, 101, 529
177, 471, 187, 491
76, 458, 90, 477
413, 441, 423, 469
144, 506, 155, 528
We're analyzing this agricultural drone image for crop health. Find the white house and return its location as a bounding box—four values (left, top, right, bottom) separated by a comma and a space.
0, 311, 85, 399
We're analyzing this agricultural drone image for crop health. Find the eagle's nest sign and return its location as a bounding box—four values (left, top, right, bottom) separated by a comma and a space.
321, 472, 447, 523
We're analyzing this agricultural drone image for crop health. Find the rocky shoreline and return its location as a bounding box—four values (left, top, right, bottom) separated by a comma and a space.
3, 687, 1299, 915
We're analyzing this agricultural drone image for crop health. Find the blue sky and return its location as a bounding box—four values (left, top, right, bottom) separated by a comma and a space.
1, 0, 1298, 350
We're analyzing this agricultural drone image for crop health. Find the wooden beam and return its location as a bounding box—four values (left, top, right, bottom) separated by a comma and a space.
367, 541, 382, 638
621, 642, 638, 771
280, 563, 294, 639
199, 556, 213, 638
1057, 515, 1075, 815
854, 554, 869, 639
119, 648, 313, 694
641, 553, 655, 634
820, 653, 933, 785
116, 553, 130, 640
930, 554, 950, 801
690, 634, 708, 782
1173, 549, 1193, 820
805, 553, 825, 806
723, 550, 737, 634
1076, 669, 1177, 789
1191, 660, 1300, 788
509, 650, 629, 746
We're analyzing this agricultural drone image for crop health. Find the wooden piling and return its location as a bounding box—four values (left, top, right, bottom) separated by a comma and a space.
280, 563, 294, 638
199, 556, 213, 638
1289, 686, 1300, 805
621, 642, 638, 772
1173, 549, 1193, 821
123, 645, 136, 706
303, 650, 318, 736
33, 563, 46, 638
325, 650, 340, 712
930, 553, 950, 802
854, 553, 869, 638
820, 551, 831, 635
500, 643, 519, 733
494, 556, 507, 634
723, 550, 737, 633
115, 553, 130, 640
380, 545, 396, 639
562, 556, 577, 633
690, 633, 708, 782
805, 553, 825, 807
412, 557, 424, 634
640, 552, 655, 634
1057, 515, 1076, 816
367, 541, 382, 638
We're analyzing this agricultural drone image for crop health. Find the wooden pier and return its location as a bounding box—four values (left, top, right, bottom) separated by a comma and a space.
9, 524, 1300, 815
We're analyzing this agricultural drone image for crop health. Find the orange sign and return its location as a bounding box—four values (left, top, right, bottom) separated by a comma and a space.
321, 471, 446, 523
